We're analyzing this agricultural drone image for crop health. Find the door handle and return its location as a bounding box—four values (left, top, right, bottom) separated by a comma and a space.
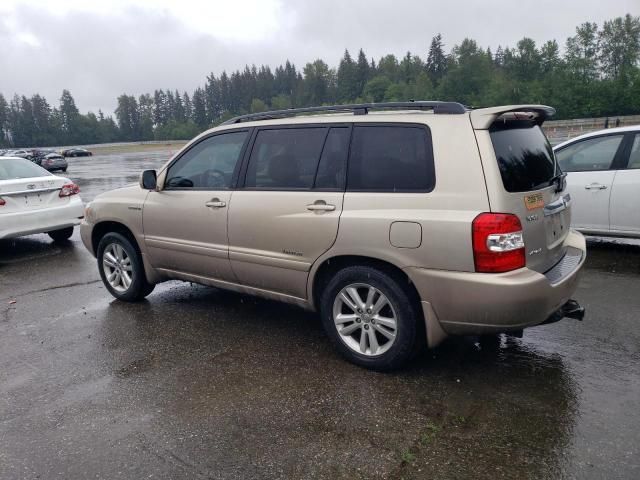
205, 198, 226, 208
584, 183, 607, 190
306, 201, 336, 212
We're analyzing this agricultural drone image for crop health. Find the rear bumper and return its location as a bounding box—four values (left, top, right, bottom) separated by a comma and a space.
42, 162, 67, 171
406, 229, 586, 340
0, 196, 84, 239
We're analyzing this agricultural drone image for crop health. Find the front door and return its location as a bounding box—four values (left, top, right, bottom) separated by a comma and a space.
143, 130, 249, 281
228, 126, 349, 299
556, 133, 626, 232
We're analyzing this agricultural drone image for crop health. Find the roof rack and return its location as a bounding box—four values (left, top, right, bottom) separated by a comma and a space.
221, 101, 467, 125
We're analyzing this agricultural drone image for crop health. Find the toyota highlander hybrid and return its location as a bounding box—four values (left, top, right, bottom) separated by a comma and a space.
80, 102, 586, 370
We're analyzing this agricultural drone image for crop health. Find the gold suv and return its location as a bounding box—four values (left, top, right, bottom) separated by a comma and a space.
81, 102, 586, 370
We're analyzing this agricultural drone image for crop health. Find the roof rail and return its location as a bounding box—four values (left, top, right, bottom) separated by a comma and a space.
221, 101, 467, 125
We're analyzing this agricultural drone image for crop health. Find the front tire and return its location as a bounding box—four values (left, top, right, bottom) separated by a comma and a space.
320, 266, 422, 371
48, 226, 74, 242
97, 232, 155, 301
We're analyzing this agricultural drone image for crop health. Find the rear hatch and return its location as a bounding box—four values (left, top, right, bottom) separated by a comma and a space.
471, 106, 569, 273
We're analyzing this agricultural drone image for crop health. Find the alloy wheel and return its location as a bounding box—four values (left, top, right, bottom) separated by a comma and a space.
332, 283, 398, 356
102, 243, 133, 292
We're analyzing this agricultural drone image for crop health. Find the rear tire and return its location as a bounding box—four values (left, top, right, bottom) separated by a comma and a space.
97, 232, 155, 302
48, 226, 74, 242
320, 266, 422, 371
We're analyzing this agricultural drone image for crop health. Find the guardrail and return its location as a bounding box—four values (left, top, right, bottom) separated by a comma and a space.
544, 115, 640, 145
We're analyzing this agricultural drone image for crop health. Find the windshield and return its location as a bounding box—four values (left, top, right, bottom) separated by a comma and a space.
0, 158, 51, 180
490, 123, 556, 193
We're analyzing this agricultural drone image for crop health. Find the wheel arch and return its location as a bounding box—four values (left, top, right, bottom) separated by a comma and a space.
309, 254, 422, 313
92, 220, 162, 285
91, 220, 139, 255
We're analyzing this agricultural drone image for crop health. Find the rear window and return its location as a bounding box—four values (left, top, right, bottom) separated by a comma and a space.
490, 124, 556, 192
0, 158, 50, 180
347, 125, 434, 192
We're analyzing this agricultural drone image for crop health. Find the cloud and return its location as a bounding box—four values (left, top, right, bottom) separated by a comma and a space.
1, 0, 638, 114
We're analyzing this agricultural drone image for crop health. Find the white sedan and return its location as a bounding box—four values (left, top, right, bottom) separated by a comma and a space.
554, 126, 640, 238
0, 156, 84, 241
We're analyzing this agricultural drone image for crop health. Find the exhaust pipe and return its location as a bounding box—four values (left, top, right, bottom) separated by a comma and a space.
541, 299, 585, 325
562, 299, 585, 321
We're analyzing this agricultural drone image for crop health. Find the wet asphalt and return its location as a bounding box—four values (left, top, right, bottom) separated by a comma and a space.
1, 152, 639, 479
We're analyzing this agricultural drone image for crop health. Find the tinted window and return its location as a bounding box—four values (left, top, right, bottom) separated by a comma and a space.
165, 131, 248, 189
555, 135, 623, 173
314, 127, 349, 190
490, 125, 556, 192
245, 128, 326, 189
627, 135, 640, 169
347, 126, 433, 192
0, 158, 50, 180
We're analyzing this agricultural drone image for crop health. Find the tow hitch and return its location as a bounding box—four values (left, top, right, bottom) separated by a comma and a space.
542, 299, 585, 325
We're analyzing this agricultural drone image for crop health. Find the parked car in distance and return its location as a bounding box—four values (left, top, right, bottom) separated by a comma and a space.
554, 126, 640, 238
6, 149, 34, 160
61, 148, 92, 157
40, 153, 68, 172
81, 102, 586, 370
0, 156, 83, 242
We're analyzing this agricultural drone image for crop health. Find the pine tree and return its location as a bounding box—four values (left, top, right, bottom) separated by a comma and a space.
337, 50, 358, 102
182, 92, 193, 121
192, 87, 208, 128
355, 49, 370, 98
59, 89, 79, 143
426, 34, 447, 84
0, 94, 8, 146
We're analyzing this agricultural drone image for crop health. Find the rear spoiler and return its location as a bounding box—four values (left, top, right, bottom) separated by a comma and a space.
469, 105, 556, 130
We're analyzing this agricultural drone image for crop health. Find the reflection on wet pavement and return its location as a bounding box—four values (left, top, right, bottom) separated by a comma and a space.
64, 149, 176, 203
0, 150, 639, 479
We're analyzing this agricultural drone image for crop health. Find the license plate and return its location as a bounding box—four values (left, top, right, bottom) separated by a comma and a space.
22, 193, 45, 207
545, 211, 567, 247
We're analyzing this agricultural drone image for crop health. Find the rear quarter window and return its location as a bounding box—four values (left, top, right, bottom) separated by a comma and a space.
490, 124, 556, 192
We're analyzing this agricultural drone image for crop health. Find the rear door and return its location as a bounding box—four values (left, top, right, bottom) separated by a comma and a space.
227, 125, 349, 299
478, 119, 568, 273
610, 133, 640, 234
555, 133, 627, 232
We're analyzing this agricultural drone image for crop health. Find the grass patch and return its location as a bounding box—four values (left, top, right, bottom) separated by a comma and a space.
400, 449, 416, 464
419, 420, 441, 445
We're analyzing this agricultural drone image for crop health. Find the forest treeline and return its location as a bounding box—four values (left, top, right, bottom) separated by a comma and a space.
1, 14, 639, 147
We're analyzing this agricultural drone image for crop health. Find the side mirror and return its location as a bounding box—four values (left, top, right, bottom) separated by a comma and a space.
140, 170, 157, 190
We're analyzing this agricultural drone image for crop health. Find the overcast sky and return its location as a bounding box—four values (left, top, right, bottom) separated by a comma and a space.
1, 0, 639, 115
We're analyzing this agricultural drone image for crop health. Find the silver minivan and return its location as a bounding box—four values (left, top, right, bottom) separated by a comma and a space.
81, 102, 586, 370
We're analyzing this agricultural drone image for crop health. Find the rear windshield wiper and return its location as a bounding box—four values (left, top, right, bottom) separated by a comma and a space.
549, 171, 567, 192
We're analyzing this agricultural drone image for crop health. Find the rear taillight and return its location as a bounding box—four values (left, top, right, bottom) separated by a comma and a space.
0, 197, 5, 206
472, 213, 525, 273
59, 183, 80, 197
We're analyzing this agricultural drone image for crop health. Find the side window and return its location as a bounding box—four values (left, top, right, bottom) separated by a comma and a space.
555, 135, 623, 172
628, 134, 640, 169
245, 128, 326, 189
314, 127, 350, 190
347, 125, 434, 192
165, 131, 248, 189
